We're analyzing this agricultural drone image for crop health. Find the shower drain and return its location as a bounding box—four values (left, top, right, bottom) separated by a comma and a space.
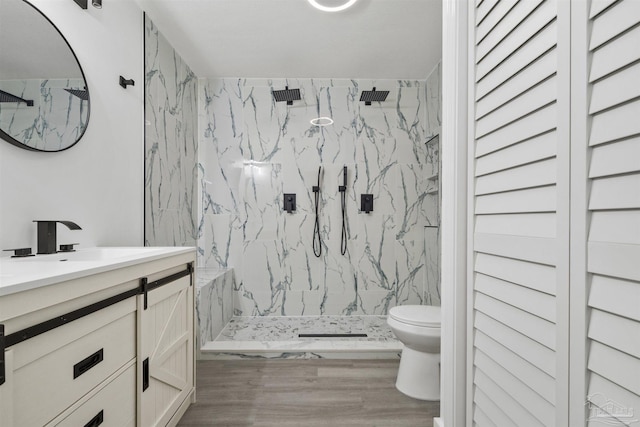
298, 333, 368, 338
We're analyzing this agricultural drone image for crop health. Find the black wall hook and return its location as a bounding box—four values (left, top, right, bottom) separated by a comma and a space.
119, 76, 135, 89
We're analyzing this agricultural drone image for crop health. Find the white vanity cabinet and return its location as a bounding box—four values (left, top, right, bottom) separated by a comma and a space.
0, 248, 196, 427
137, 267, 194, 427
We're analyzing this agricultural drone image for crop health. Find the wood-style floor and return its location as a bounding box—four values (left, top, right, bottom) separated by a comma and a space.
178, 359, 439, 427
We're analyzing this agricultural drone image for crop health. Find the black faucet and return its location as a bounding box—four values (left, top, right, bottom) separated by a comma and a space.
33, 220, 82, 254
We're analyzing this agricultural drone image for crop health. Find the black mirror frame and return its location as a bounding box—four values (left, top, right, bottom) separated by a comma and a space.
0, 0, 91, 152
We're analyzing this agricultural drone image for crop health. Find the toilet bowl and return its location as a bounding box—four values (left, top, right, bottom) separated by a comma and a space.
387, 305, 441, 401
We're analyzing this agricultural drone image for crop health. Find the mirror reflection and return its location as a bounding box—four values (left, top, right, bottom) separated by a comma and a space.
0, 0, 90, 152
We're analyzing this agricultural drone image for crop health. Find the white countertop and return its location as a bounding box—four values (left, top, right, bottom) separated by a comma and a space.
0, 247, 195, 297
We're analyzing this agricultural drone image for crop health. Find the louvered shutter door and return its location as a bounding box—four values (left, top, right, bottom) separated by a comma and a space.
470, 1, 570, 425
583, 1, 640, 425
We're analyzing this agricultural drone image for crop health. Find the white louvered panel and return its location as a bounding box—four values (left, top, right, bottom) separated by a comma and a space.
474, 387, 513, 427
473, 406, 498, 427
475, 158, 556, 196
590, 211, 640, 245
471, 0, 565, 424
475, 131, 556, 176
476, 21, 558, 100
475, 273, 556, 322
590, 0, 619, 19
588, 275, 640, 322
475, 233, 556, 266
475, 355, 553, 426
476, 185, 556, 214
474, 332, 556, 403
587, 373, 640, 427
474, 292, 556, 350
475, 213, 556, 239
473, 365, 547, 427
588, 309, 640, 359
588, 242, 640, 282
475, 105, 557, 157
588, 341, 640, 395
590, 62, 640, 114
590, 0, 640, 50
590, 99, 640, 146
476, 1, 556, 81
589, 174, 640, 210
476, 0, 485, 8
590, 25, 640, 82
585, 8, 640, 422
475, 311, 556, 377
475, 252, 556, 295
476, 0, 498, 26
589, 137, 640, 178
476, 49, 556, 118
477, 0, 544, 60
476, 77, 557, 139
475, 0, 519, 48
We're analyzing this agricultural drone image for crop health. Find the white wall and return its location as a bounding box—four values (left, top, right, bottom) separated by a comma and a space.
0, 0, 144, 252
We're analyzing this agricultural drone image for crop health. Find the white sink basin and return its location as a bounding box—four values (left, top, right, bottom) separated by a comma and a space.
0, 246, 195, 296
13, 247, 167, 262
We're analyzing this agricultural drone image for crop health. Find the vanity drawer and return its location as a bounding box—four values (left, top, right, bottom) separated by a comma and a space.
51, 363, 136, 427
11, 299, 136, 427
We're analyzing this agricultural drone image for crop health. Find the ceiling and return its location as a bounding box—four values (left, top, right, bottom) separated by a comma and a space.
136, 0, 442, 80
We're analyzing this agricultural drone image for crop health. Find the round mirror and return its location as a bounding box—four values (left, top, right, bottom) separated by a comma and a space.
0, 0, 90, 152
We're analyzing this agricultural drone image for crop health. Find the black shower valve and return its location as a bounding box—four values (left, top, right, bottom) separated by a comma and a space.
283, 193, 296, 213
361, 194, 374, 213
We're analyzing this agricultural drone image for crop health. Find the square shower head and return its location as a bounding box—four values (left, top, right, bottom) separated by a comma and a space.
360, 88, 390, 105
64, 89, 89, 101
272, 87, 301, 105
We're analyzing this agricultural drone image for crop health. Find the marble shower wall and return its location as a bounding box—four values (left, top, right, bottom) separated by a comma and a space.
198, 76, 441, 316
0, 78, 88, 151
196, 269, 235, 346
424, 63, 441, 306
144, 16, 198, 247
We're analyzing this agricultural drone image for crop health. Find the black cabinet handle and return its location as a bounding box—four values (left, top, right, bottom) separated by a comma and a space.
73, 349, 103, 379
142, 357, 149, 391
0, 324, 5, 386
83, 410, 104, 427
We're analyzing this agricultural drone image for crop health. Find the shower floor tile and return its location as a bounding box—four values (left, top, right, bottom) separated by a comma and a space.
200, 315, 402, 359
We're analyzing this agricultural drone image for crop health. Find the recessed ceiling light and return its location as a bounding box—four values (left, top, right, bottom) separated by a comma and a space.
310, 117, 334, 127
307, 0, 358, 13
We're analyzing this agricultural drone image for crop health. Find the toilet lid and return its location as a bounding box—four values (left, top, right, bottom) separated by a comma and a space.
389, 305, 441, 328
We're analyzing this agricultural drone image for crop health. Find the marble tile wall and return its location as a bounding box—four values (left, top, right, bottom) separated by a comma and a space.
196, 268, 235, 346
144, 16, 198, 247
424, 63, 441, 306
198, 72, 442, 316
0, 78, 88, 151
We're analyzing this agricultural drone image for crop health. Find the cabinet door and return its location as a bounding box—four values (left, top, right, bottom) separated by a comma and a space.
577, 1, 640, 425
467, 0, 571, 425
138, 275, 194, 427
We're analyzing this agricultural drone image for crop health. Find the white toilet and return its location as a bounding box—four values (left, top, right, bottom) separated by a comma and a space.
387, 305, 441, 401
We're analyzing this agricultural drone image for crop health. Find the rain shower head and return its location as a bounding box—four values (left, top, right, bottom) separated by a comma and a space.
0, 89, 34, 106
360, 87, 389, 105
64, 89, 89, 101
272, 86, 301, 105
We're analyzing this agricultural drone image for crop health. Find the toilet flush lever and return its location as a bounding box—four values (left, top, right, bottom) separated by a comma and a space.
33, 220, 82, 255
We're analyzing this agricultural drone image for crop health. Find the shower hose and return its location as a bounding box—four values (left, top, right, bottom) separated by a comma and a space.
340, 166, 348, 255
313, 166, 322, 258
